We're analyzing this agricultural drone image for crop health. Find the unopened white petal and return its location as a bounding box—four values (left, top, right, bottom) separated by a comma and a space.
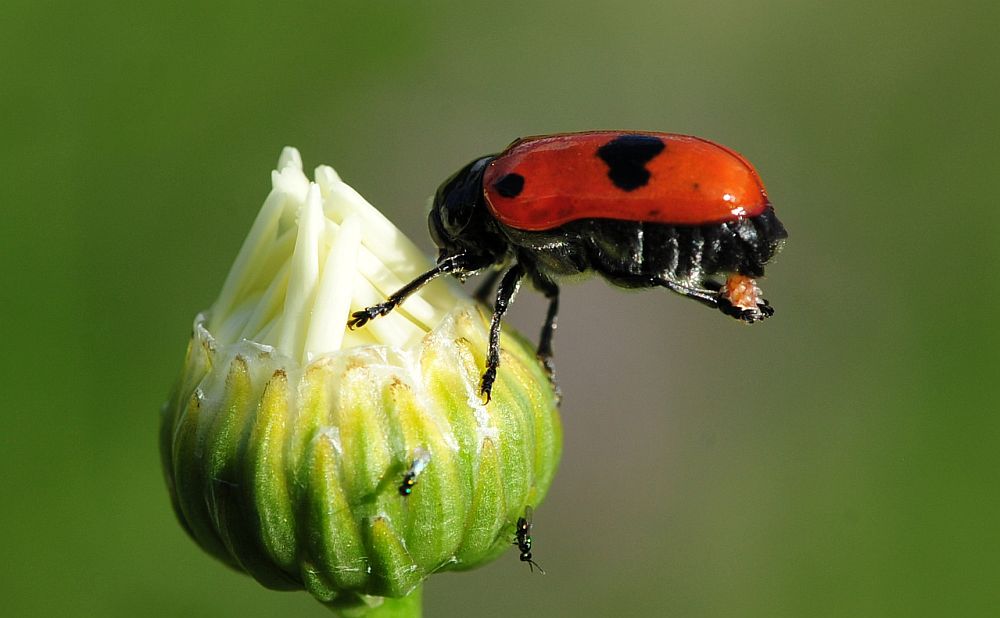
305, 216, 361, 360
208, 149, 463, 364
278, 146, 303, 171
274, 184, 324, 355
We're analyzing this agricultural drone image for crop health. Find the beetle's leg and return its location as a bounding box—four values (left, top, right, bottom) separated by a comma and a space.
533, 281, 561, 402
717, 274, 774, 322
473, 268, 503, 305
535, 282, 560, 362
660, 277, 772, 323
719, 295, 773, 322
480, 264, 525, 403
348, 252, 490, 329
660, 278, 720, 308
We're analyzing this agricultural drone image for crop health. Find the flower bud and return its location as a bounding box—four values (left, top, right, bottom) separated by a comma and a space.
160, 148, 562, 614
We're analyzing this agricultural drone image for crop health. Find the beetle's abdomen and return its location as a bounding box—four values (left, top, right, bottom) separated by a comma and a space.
506, 206, 786, 285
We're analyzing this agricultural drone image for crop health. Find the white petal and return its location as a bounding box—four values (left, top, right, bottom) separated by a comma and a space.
305, 216, 362, 359
274, 183, 324, 356
278, 146, 303, 171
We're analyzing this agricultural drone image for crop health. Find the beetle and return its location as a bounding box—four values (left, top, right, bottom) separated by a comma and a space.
513, 506, 544, 574
348, 131, 788, 402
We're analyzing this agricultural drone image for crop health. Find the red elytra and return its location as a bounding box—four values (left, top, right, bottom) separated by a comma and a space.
482, 131, 769, 230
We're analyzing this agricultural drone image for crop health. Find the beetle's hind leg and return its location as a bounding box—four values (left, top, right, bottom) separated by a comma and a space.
533, 280, 561, 403
717, 274, 774, 322
660, 275, 772, 323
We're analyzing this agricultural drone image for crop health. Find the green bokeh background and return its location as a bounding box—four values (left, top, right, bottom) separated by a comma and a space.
3, 1, 998, 616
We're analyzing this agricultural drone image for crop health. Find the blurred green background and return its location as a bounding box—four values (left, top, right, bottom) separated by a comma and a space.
3, 1, 998, 616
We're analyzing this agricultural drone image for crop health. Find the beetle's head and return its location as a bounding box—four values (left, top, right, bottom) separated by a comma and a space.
429, 155, 507, 262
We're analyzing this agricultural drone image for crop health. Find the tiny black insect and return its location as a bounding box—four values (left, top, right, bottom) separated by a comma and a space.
513, 506, 545, 574
347, 132, 787, 403
398, 447, 431, 497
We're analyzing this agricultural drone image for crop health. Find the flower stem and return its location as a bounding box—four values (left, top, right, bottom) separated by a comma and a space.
337, 587, 422, 618
370, 587, 421, 618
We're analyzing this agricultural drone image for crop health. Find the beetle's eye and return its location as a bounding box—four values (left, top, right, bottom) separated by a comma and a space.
441, 202, 474, 237
437, 177, 475, 236
434, 156, 492, 237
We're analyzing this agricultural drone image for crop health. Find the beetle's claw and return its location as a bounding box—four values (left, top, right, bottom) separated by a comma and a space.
347, 304, 392, 330
719, 298, 774, 323
346, 310, 370, 330
756, 299, 775, 319
479, 370, 496, 404
537, 355, 562, 405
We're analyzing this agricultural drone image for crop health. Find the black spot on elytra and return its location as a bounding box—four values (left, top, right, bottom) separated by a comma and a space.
494, 173, 524, 198
596, 134, 666, 191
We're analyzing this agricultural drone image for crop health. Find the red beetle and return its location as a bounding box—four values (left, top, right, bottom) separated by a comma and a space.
349, 132, 787, 401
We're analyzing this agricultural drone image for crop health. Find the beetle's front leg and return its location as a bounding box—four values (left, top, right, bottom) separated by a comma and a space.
480, 264, 525, 403
348, 252, 491, 329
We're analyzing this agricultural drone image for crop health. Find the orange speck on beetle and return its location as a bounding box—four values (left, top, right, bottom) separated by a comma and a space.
723, 274, 763, 312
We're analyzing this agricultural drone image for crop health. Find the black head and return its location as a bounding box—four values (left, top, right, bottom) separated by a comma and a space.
428, 155, 508, 262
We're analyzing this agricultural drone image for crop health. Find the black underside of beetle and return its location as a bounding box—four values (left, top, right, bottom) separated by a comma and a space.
499, 205, 787, 290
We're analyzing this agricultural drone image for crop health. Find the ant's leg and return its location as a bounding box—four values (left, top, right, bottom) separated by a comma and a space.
348, 252, 490, 329
480, 264, 525, 403
527, 558, 545, 575
473, 268, 503, 305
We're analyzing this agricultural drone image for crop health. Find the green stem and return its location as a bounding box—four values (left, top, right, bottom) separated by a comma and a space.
335, 588, 422, 618
368, 588, 422, 618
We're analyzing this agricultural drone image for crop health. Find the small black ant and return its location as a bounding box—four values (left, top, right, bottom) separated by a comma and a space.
513, 506, 545, 574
